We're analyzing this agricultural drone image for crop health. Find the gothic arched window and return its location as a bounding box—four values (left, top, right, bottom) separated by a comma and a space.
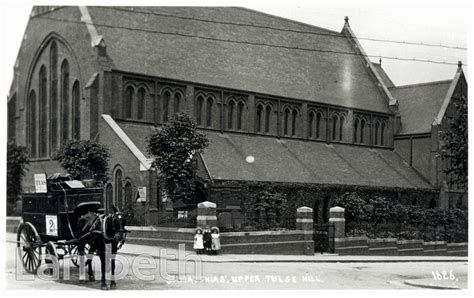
162, 90, 171, 122
72, 81, 80, 140
339, 117, 344, 141
354, 118, 359, 143
256, 104, 263, 132
316, 112, 322, 139
381, 122, 386, 145
291, 109, 298, 136
28, 91, 37, 158
206, 97, 213, 127
124, 86, 133, 119
105, 183, 113, 213
137, 88, 145, 120
174, 92, 181, 115
124, 181, 133, 210
228, 100, 235, 129
265, 105, 272, 133
308, 111, 314, 138
374, 121, 380, 145
332, 115, 338, 140
196, 96, 203, 125
360, 119, 366, 143
39, 65, 47, 157
283, 108, 290, 135
237, 101, 244, 130
50, 42, 59, 151
61, 60, 70, 142
115, 169, 123, 210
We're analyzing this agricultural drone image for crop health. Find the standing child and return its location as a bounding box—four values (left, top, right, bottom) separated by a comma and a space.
203, 226, 212, 254
211, 227, 221, 255
193, 228, 204, 254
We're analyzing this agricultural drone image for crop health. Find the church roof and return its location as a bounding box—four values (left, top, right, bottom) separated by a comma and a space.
86, 6, 391, 113
389, 80, 452, 135
116, 121, 431, 190
372, 62, 395, 88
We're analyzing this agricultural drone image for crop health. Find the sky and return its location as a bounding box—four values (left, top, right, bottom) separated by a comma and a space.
0, 1, 470, 93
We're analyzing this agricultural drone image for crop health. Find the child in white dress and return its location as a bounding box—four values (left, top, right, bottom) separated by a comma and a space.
211, 227, 221, 255
193, 228, 204, 254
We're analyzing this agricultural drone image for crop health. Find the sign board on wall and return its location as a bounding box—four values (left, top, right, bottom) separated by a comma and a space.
137, 186, 147, 202
34, 174, 47, 193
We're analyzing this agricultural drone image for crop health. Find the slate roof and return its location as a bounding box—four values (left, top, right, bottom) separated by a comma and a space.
389, 80, 452, 135
86, 6, 391, 113
372, 62, 395, 88
117, 121, 431, 189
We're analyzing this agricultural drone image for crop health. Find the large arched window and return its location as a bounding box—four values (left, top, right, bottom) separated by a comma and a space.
115, 169, 123, 210
137, 88, 145, 120
174, 92, 181, 115
227, 100, 235, 129
206, 97, 213, 127
256, 104, 263, 132
308, 111, 314, 138
72, 81, 81, 140
374, 121, 380, 145
196, 96, 203, 125
265, 105, 272, 133
61, 60, 70, 142
283, 108, 290, 135
124, 86, 133, 119
291, 109, 298, 136
39, 65, 47, 157
28, 91, 37, 158
237, 101, 244, 130
162, 90, 171, 122
50, 42, 59, 151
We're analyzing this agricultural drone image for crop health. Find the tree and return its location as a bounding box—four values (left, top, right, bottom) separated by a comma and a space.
147, 113, 209, 203
7, 142, 29, 214
54, 140, 111, 184
440, 95, 467, 190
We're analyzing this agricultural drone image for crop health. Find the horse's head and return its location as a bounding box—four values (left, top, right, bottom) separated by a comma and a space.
109, 205, 128, 249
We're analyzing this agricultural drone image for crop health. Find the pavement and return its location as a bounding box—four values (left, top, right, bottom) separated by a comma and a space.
6, 232, 468, 289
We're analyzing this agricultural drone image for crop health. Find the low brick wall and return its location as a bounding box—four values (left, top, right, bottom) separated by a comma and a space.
220, 230, 313, 255
335, 236, 467, 256
126, 226, 313, 255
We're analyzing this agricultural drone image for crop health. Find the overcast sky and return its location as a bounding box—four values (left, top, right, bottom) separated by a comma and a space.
1, 1, 470, 94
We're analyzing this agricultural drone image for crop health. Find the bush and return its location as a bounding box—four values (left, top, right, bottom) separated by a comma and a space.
54, 140, 110, 184
7, 143, 29, 215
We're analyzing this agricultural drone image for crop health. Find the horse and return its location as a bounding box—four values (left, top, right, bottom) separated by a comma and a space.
76, 206, 127, 290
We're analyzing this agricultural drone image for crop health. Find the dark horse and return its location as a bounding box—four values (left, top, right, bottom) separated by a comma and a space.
76, 206, 127, 290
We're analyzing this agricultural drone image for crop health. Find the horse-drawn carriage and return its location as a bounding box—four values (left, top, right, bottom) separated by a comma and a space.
17, 174, 118, 275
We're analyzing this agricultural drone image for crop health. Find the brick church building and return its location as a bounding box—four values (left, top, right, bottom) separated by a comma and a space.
7, 6, 467, 225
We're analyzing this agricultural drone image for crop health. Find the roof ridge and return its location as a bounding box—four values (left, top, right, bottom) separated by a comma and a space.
392, 79, 453, 89
236, 7, 342, 35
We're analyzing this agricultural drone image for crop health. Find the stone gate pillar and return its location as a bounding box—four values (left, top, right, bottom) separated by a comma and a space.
329, 206, 345, 253
296, 206, 314, 255
197, 201, 217, 228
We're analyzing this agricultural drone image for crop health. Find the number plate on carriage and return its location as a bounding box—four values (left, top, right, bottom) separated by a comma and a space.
45, 215, 58, 236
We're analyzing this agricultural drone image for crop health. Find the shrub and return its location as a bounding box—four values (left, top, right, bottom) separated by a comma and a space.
7, 142, 29, 215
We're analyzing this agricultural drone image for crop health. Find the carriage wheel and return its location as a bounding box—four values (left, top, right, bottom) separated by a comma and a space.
70, 243, 91, 268
17, 222, 42, 274
45, 241, 58, 275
